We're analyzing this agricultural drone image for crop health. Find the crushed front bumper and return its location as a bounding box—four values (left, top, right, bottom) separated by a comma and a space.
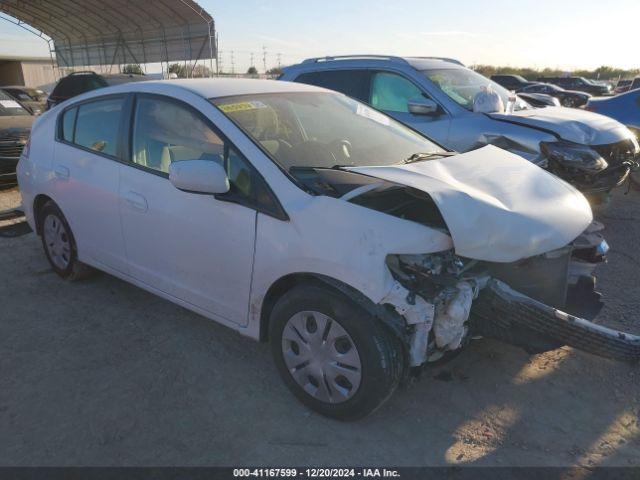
471, 279, 640, 363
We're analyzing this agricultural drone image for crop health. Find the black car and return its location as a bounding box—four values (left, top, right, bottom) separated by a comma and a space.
614, 79, 633, 94
490, 74, 536, 91
0, 90, 33, 184
46, 71, 148, 110
537, 76, 610, 96
519, 83, 591, 108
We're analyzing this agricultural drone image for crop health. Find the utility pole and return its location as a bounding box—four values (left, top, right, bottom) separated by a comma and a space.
230, 50, 235, 74
215, 32, 220, 76
250, 52, 255, 69
217, 50, 224, 74
262, 45, 267, 73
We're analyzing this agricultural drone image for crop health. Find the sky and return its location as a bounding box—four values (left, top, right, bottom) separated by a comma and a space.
0, 0, 638, 73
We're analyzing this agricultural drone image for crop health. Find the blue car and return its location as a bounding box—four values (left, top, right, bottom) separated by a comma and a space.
587, 88, 640, 137
587, 89, 640, 186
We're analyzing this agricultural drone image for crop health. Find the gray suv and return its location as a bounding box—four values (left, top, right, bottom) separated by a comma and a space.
280, 55, 638, 203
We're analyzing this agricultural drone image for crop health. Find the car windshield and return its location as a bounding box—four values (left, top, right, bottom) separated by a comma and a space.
211, 92, 446, 172
422, 68, 530, 112
0, 90, 29, 116
5, 89, 33, 101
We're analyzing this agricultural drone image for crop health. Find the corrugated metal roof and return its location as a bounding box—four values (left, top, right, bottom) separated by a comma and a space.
0, 0, 216, 67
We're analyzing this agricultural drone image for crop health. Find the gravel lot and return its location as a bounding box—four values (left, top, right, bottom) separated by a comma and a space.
0, 185, 639, 467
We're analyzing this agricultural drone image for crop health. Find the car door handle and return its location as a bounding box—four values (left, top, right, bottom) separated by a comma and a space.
123, 191, 148, 212
54, 165, 70, 180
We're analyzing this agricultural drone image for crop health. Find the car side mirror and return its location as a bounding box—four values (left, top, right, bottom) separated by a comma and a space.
407, 97, 439, 116
169, 160, 230, 194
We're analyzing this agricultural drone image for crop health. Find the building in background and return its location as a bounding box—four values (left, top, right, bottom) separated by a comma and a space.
0, 55, 56, 89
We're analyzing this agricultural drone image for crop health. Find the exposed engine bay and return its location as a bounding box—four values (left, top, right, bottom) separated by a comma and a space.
383, 227, 613, 366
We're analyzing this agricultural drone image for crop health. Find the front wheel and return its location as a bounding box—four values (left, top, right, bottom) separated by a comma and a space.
269, 284, 404, 421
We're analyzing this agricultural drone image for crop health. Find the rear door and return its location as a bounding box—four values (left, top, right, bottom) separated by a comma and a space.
52, 95, 129, 273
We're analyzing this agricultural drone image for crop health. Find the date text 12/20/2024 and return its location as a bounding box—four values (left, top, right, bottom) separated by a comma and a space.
233, 469, 401, 478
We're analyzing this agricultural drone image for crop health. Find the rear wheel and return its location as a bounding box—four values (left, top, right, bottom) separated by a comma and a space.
38, 201, 94, 281
269, 284, 404, 420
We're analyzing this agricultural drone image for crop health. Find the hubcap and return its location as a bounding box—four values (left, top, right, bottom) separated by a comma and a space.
281, 311, 362, 403
43, 214, 71, 270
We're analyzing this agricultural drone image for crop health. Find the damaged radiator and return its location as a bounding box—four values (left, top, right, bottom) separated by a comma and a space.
471, 279, 640, 363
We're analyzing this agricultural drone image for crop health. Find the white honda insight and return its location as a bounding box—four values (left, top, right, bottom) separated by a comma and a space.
17, 79, 640, 420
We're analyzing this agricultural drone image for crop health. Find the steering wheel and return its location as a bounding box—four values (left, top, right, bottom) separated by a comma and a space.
328, 139, 352, 163
281, 139, 337, 167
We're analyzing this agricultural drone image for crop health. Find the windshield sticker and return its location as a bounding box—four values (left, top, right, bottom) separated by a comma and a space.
0, 100, 21, 109
218, 100, 268, 113
356, 104, 390, 126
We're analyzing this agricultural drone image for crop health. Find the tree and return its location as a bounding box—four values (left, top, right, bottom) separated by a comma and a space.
122, 64, 143, 75
168, 63, 186, 78
266, 66, 283, 76
472, 64, 640, 82
191, 64, 213, 78
247, 66, 258, 75
168, 63, 212, 78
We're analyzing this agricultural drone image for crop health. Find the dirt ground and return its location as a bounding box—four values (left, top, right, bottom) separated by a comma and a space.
0, 184, 639, 467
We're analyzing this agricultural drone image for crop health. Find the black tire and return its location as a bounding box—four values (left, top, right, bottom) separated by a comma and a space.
269, 283, 404, 421
38, 200, 94, 281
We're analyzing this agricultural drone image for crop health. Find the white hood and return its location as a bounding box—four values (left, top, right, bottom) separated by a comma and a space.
488, 106, 633, 145
347, 145, 593, 263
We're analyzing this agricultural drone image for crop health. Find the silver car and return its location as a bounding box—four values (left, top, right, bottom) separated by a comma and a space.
281, 55, 639, 203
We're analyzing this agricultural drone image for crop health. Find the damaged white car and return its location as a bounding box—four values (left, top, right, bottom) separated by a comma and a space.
18, 79, 640, 420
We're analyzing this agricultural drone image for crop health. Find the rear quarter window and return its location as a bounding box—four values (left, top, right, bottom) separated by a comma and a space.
61, 107, 78, 142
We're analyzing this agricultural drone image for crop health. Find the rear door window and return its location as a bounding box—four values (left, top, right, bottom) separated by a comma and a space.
73, 97, 124, 157
294, 70, 370, 102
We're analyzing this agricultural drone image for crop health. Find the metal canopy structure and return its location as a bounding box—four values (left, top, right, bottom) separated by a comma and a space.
0, 0, 216, 74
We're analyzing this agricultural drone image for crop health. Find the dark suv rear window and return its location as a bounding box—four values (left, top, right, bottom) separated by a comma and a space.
294, 70, 370, 102
52, 75, 106, 99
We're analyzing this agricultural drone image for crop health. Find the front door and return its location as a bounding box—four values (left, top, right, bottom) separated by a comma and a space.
118, 95, 258, 325
369, 71, 451, 146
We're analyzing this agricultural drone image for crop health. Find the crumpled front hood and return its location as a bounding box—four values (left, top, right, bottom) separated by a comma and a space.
488, 106, 633, 145
346, 145, 593, 263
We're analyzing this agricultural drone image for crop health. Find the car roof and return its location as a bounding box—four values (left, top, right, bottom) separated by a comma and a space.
284, 55, 465, 73
404, 57, 465, 70
68, 78, 330, 102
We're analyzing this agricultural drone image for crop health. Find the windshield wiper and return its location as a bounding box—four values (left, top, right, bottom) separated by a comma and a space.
289, 164, 351, 171
403, 151, 456, 164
